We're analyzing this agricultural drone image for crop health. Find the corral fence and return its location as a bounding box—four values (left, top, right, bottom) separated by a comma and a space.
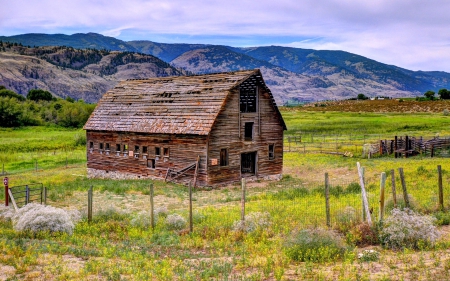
6, 183, 47, 210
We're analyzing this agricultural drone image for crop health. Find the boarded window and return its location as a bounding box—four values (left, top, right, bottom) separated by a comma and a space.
105, 143, 110, 150
99, 143, 104, 150
142, 146, 148, 154
89, 142, 93, 149
163, 147, 169, 157
244, 122, 253, 141
147, 159, 156, 169
116, 144, 120, 152
220, 148, 228, 166
155, 147, 160, 156
269, 144, 275, 160
240, 89, 257, 113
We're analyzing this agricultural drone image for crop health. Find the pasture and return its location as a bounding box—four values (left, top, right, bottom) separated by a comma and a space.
1, 103, 450, 280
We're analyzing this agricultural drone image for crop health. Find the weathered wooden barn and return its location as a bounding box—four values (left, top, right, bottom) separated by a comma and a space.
83, 69, 286, 186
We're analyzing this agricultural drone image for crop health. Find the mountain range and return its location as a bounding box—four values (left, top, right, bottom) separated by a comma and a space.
1, 32, 450, 103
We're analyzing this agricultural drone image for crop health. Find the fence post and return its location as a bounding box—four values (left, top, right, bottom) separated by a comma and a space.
361, 167, 366, 221
357, 162, 372, 225
43, 186, 47, 205
379, 172, 386, 223
438, 165, 444, 211
325, 173, 331, 227
398, 168, 410, 208
150, 183, 155, 229
241, 178, 246, 222
390, 169, 397, 208
25, 185, 29, 204
4, 177, 8, 207
189, 181, 193, 233
88, 185, 93, 223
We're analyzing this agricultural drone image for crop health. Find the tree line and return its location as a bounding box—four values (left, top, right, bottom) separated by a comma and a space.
0, 86, 95, 128
420, 89, 450, 101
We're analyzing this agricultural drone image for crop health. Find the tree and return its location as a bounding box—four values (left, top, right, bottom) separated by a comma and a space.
0, 89, 26, 101
438, 88, 450, 100
0, 97, 23, 127
357, 93, 369, 100
424, 90, 435, 100
27, 89, 53, 102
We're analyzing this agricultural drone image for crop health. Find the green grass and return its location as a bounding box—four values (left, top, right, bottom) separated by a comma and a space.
2, 110, 450, 280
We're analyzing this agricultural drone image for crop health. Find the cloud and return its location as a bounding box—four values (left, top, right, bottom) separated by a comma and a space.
1, 0, 450, 71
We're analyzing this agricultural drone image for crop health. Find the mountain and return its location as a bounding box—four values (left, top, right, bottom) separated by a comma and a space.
2, 33, 450, 103
0, 43, 183, 102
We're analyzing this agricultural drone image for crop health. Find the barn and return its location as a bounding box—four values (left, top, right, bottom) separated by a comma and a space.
83, 69, 286, 187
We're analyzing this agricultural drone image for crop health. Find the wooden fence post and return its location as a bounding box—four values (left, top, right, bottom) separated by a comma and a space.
357, 162, 372, 225
150, 183, 155, 229
438, 165, 444, 211
241, 178, 246, 222
189, 181, 193, 233
390, 169, 397, 208
325, 173, 331, 227
43, 186, 47, 205
361, 167, 366, 221
398, 168, 410, 208
379, 172, 386, 223
88, 185, 93, 223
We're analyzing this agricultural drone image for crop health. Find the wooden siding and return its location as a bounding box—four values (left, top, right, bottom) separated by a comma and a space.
86, 131, 207, 185
206, 76, 284, 185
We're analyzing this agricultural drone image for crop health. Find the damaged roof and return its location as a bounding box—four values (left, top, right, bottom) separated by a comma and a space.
83, 69, 286, 135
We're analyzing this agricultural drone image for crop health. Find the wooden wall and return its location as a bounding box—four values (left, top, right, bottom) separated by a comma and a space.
207, 80, 284, 185
86, 131, 208, 185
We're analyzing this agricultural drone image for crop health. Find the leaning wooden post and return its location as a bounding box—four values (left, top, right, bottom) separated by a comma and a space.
88, 185, 93, 223
325, 173, 331, 228
379, 172, 386, 223
189, 181, 193, 233
357, 162, 372, 225
241, 178, 246, 222
398, 168, 410, 208
361, 167, 366, 221
438, 165, 444, 211
150, 183, 155, 229
390, 169, 397, 208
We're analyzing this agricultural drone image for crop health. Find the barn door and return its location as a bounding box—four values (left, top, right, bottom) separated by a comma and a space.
241, 152, 256, 175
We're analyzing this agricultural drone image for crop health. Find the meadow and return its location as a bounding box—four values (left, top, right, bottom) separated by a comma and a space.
1, 102, 450, 280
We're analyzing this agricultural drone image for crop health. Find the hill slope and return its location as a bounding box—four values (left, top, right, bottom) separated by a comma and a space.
0, 43, 183, 102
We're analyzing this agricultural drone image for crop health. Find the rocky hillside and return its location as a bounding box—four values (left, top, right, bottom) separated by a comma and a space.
2, 33, 450, 103
0, 42, 183, 102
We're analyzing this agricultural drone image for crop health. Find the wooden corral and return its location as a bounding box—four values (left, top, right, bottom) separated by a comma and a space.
83, 69, 286, 186
374, 136, 450, 158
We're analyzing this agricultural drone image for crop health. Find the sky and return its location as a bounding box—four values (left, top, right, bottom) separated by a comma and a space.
1, 0, 450, 72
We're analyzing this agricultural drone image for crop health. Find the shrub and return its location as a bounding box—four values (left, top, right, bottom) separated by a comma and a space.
12, 203, 76, 235
335, 207, 359, 233
381, 208, 440, 249
434, 211, 450, 226
131, 211, 152, 228
154, 206, 168, 218
0, 205, 15, 222
233, 212, 271, 233
284, 228, 348, 262
443, 109, 449, 116
165, 214, 187, 230
348, 222, 379, 246
358, 249, 380, 262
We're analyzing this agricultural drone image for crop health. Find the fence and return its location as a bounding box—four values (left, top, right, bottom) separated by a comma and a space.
6, 183, 47, 209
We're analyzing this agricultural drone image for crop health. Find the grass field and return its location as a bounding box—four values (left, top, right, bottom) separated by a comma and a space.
1, 103, 450, 280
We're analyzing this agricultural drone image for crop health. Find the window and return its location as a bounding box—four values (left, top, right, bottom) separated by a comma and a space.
240, 89, 257, 112
163, 147, 169, 157
269, 144, 275, 160
116, 144, 121, 152
105, 143, 110, 151
142, 146, 148, 154
220, 148, 228, 166
147, 159, 155, 169
89, 142, 94, 149
155, 147, 160, 156
244, 122, 254, 141
123, 144, 128, 151
99, 143, 104, 150
134, 145, 139, 153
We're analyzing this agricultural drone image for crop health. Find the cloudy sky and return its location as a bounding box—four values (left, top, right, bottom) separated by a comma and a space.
1, 0, 449, 72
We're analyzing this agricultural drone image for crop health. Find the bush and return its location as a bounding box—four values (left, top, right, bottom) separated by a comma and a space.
12, 203, 76, 235
284, 228, 348, 262
131, 211, 152, 228
434, 211, 450, 226
0, 205, 15, 222
358, 249, 380, 262
443, 109, 449, 116
165, 214, 186, 230
154, 206, 168, 218
348, 222, 379, 246
381, 208, 440, 249
233, 212, 271, 233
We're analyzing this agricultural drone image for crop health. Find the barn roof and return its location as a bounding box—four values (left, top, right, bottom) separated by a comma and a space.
83, 69, 286, 135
